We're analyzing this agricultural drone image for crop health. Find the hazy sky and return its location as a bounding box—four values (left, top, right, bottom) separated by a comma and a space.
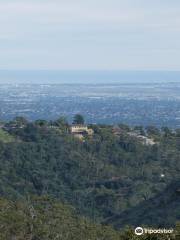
0, 0, 180, 70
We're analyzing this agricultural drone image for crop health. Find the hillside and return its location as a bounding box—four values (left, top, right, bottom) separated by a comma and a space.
0, 196, 122, 240
106, 180, 180, 229
0, 118, 180, 233
2, 196, 178, 240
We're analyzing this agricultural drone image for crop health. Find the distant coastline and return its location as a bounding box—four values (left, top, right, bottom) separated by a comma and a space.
0, 70, 180, 84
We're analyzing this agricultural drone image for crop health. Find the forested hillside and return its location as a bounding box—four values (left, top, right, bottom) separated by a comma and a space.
0, 117, 180, 238
106, 180, 180, 228
1, 196, 179, 240
0, 196, 122, 240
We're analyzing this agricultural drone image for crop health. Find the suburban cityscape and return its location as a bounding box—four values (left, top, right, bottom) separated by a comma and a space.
0, 80, 180, 128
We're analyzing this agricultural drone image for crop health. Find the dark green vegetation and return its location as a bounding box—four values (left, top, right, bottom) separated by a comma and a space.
73, 114, 85, 125
0, 196, 122, 240
1, 196, 179, 240
107, 180, 180, 229
0, 117, 180, 239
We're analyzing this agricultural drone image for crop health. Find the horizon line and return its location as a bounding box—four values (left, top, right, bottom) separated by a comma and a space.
0, 69, 180, 72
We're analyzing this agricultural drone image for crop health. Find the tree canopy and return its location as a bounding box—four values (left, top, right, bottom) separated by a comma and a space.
73, 114, 85, 125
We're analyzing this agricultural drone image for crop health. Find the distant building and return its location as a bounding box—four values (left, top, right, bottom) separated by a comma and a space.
112, 126, 155, 146
127, 132, 155, 146
70, 124, 94, 139
136, 135, 155, 146
70, 125, 88, 133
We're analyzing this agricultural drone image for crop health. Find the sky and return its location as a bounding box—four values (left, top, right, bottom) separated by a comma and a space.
0, 0, 180, 70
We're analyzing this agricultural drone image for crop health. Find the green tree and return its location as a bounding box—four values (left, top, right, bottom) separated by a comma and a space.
55, 116, 68, 127
73, 114, 85, 125
146, 126, 160, 136
35, 119, 48, 127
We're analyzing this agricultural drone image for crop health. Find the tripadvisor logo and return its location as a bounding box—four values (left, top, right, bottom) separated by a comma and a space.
135, 227, 174, 236
135, 227, 144, 236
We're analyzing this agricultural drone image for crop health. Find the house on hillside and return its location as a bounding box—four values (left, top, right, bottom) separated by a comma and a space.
136, 135, 155, 146
128, 131, 155, 146
112, 126, 155, 146
70, 124, 94, 140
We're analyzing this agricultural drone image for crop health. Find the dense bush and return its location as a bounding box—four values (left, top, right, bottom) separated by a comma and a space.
0, 120, 179, 231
